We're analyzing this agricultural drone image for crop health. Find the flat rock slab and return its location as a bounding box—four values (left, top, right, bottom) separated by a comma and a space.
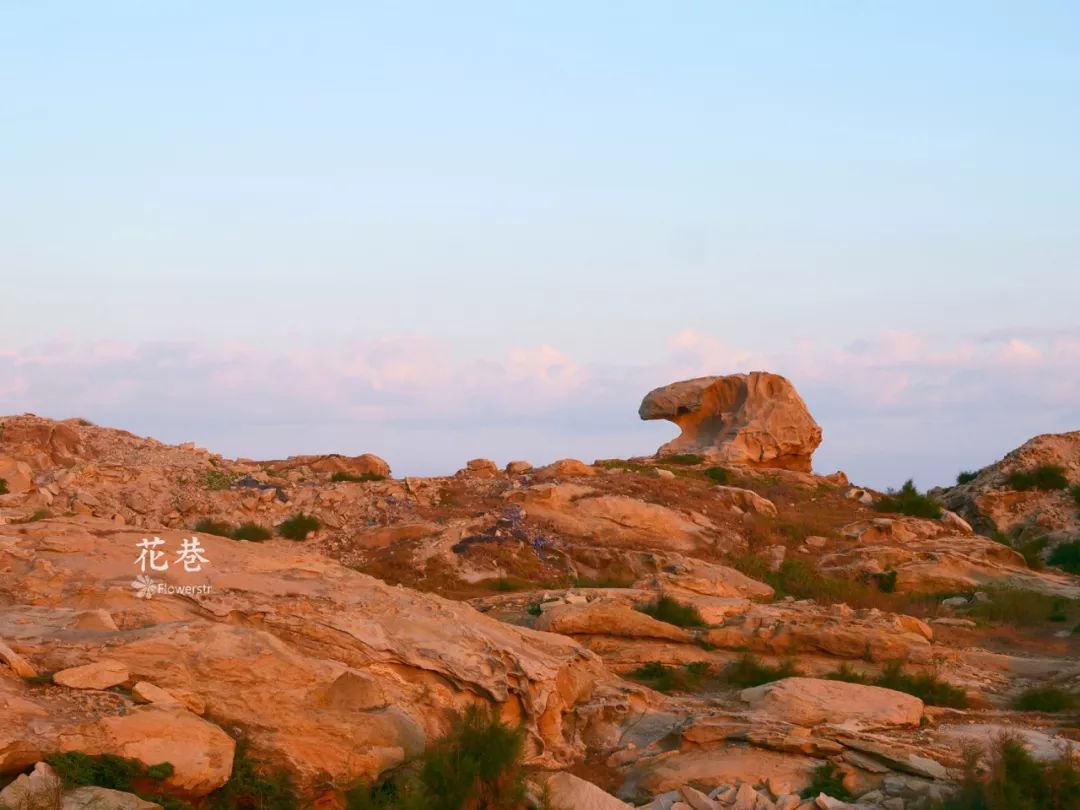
740, 677, 924, 728
53, 660, 129, 690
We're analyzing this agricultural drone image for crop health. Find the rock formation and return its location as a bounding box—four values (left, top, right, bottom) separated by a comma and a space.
638, 372, 822, 472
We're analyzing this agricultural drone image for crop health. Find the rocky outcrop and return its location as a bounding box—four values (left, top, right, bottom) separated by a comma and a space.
268, 452, 391, 479
638, 373, 822, 472
740, 677, 925, 728
942, 430, 1080, 541
0, 519, 623, 790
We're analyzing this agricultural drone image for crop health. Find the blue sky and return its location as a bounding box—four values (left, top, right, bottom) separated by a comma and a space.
2, 2, 1078, 487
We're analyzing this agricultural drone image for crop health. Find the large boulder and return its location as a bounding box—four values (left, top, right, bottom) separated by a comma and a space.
740, 677, 924, 727
638, 373, 822, 472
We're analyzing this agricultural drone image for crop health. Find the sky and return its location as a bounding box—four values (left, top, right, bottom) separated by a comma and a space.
1, 2, 1078, 488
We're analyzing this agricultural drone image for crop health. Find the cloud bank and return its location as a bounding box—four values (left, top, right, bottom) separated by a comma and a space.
1, 329, 1077, 489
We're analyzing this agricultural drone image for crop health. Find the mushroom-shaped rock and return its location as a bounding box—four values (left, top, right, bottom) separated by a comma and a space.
639, 372, 822, 472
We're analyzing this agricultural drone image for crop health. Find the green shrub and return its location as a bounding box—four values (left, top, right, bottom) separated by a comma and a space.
937, 736, 1080, 810
967, 587, 1079, 627
346, 707, 527, 810
525, 601, 543, 617
232, 523, 273, 542
1072, 484, 1080, 509
628, 661, 711, 693
194, 518, 233, 537
1017, 536, 1049, 570
723, 654, 801, 688
956, 470, 980, 485
824, 663, 871, 684
1049, 540, 1080, 575
0, 477, 8, 495
278, 513, 320, 541
487, 577, 523, 592
875, 662, 968, 707
1007, 464, 1069, 492
874, 479, 943, 519
874, 570, 898, 593
1012, 686, 1077, 712
332, 471, 387, 483
704, 466, 730, 484
635, 595, 706, 628
46, 752, 174, 793
802, 762, 852, 801
662, 453, 705, 465
206, 740, 299, 810
203, 470, 237, 491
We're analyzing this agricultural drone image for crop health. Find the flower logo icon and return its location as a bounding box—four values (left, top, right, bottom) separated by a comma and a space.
131, 575, 157, 599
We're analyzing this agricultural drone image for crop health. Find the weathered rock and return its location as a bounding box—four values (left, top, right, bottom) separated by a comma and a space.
533, 458, 597, 480
740, 678, 924, 727
53, 660, 129, 690
270, 452, 390, 479
638, 373, 822, 472
0, 638, 37, 678
131, 681, 182, 706
506, 460, 532, 474
64, 786, 164, 809
534, 602, 693, 643
0, 761, 63, 810
543, 771, 633, 810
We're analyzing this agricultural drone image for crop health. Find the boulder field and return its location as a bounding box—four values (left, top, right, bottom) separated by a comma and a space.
1, 379, 1079, 810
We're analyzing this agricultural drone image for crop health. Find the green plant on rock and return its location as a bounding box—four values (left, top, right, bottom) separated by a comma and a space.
1007, 464, 1069, 492
346, 706, 527, 810
232, 522, 273, 542
936, 736, 1080, 810
206, 740, 299, 810
1049, 540, 1080, 575
635, 595, 705, 628
662, 453, 705, 465
331, 471, 386, 483
1012, 686, 1077, 712
723, 654, 801, 688
704, 466, 730, 484
628, 661, 711, 693
277, 513, 320, 541
874, 662, 968, 708
874, 479, 943, 519
203, 470, 237, 491
0, 477, 8, 495
1071, 484, 1080, 509
956, 470, 980, 485
194, 518, 233, 537
802, 762, 852, 801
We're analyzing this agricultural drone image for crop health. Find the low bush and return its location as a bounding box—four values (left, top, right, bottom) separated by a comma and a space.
662, 453, 705, 465
937, 736, 1080, 810
331, 471, 386, 483
956, 470, 980, 485
704, 466, 730, 484
1016, 536, 1049, 570
802, 762, 851, 801
1007, 464, 1070, 492
203, 470, 236, 491
346, 707, 527, 810
1072, 484, 1080, 509
46, 752, 180, 807
232, 523, 272, 542
1049, 540, 1080, 575
628, 661, 711, 693
14, 509, 51, 523
874, 569, 898, 593
206, 741, 299, 810
874, 479, 943, 519
0, 477, 8, 495
1013, 686, 1077, 712
966, 587, 1078, 627
826, 661, 967, 707
486, 578, 524, 592
278, 513, 320, 541
723, 654, 801, 688
194, 518, 233, 537
635, 595, 706, 628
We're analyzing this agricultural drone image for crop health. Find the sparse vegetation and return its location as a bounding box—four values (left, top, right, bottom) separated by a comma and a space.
346, 707, 527, 810
525, 600, 543, 617
0, 477, 8, 495
1071, 484, 1080, 508
956, 470, 980, 485
206, 740, 299, 810
874, 479, 943, 519
46, 752, 183, 807
1049, 540, 1080, 575
572, 574, 636, 589
874, 569, 898, 593
486, 577, 524, 592
1016, 536, 1049, 570
704, 466, 729, 484
662, 453, 705, 465
827, 661, 968, 707
628, 661, 711, 693
194, 518, 233, 537
13, 509, 51, 523
966, 586, 1079, 627
232, 522, 273, 542
203, 470, 237, 491
277, 513, 320, 541
802, 762, 852, 801
635, 595, 706, 628
1012, 686, 1077, 712
331, 471, 387, 483
722, 654, 801, 688
1007, 464, 1070, 492
937, 736, 1080, 810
